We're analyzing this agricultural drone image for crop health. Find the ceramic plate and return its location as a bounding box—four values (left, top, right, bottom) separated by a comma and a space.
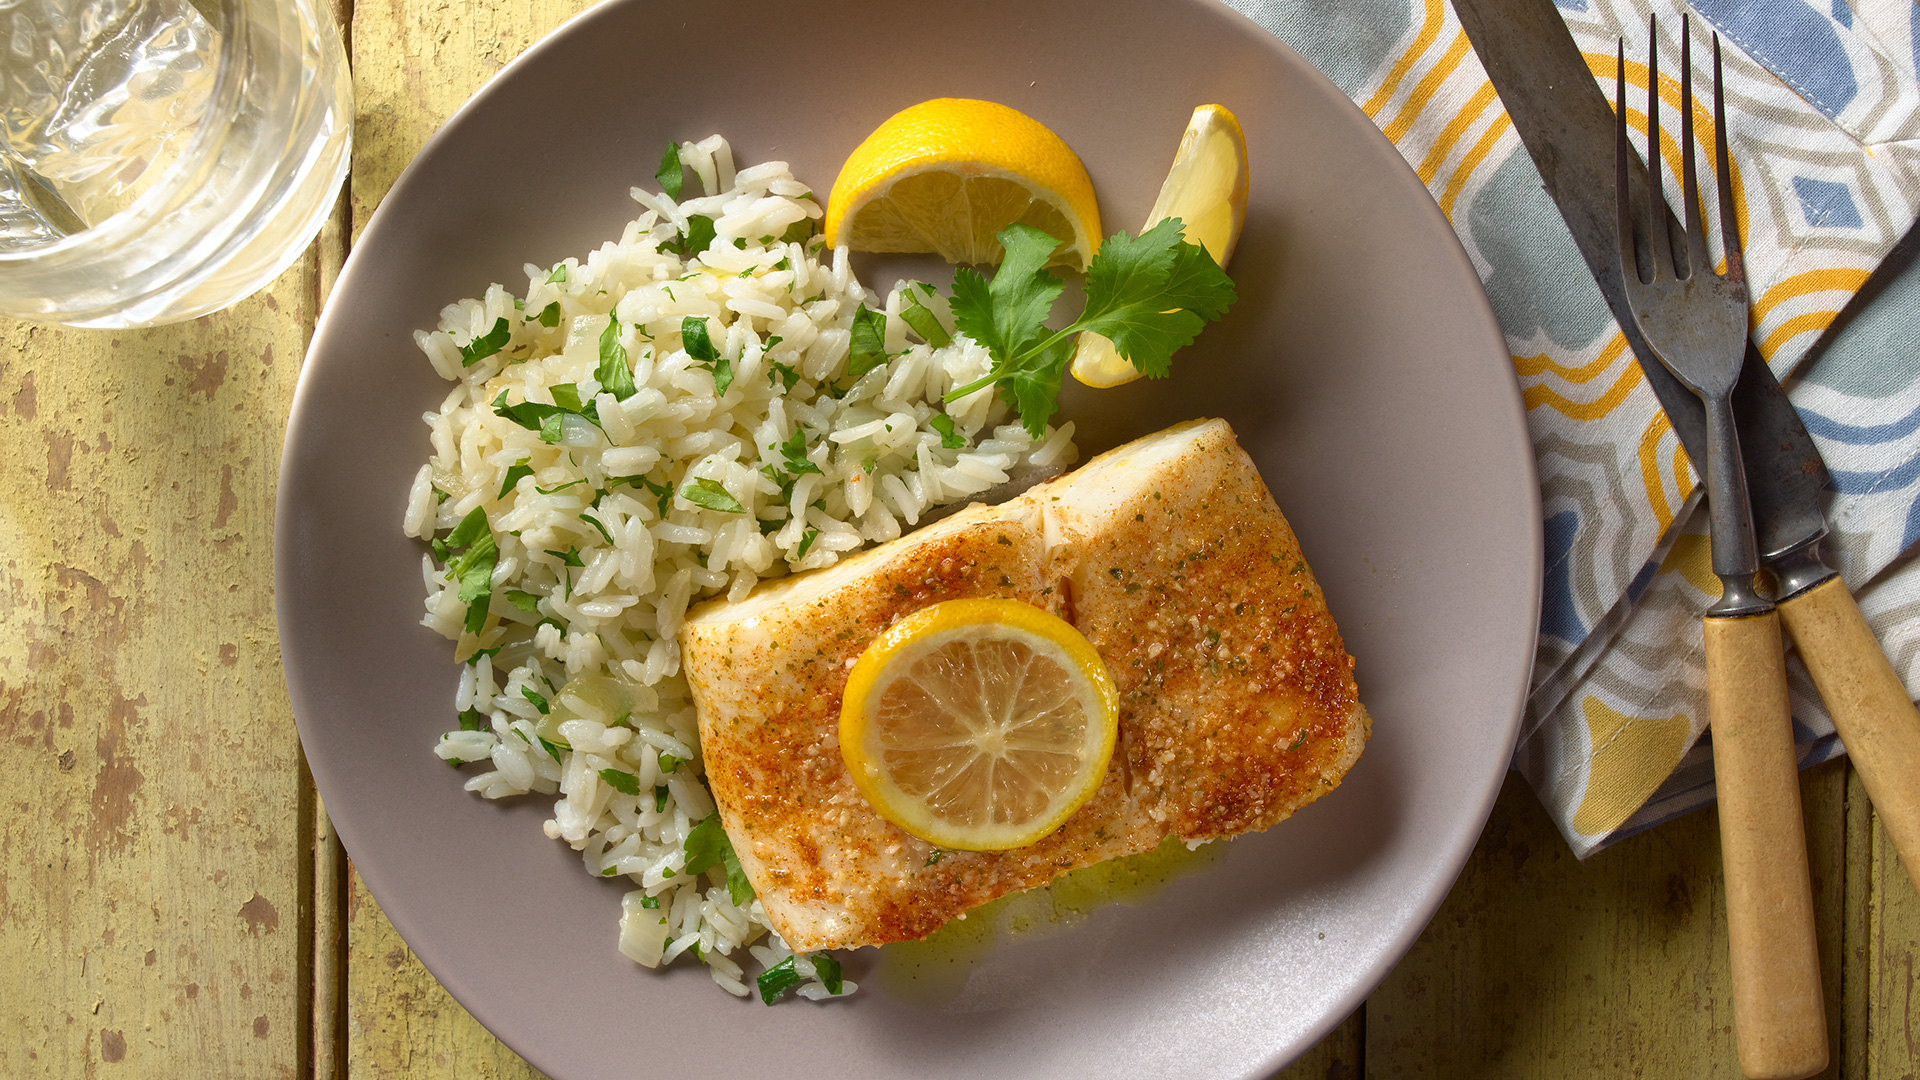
277, 0, 1540, 1076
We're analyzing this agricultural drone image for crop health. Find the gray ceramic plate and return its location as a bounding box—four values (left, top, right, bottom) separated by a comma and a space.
277, 0, 1540, 1076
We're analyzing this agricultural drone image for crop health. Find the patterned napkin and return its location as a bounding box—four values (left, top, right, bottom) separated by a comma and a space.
1224, 0, 1920, 856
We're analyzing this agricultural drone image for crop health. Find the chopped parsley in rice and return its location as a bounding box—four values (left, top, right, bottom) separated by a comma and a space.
402, 135, 1077, 1003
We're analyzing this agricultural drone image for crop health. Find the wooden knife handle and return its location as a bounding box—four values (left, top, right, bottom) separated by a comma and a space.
1704, 611, 1829, 1080
1778, 575, 1920, 889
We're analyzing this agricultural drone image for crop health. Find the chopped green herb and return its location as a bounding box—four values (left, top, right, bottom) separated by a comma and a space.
521, 686, 550, 713
780, 217, 815, 245
811, 953, 844, 994
441, 507, 497, 635
681, 315, 718, 362
550, 383, 585, 412
639, 477, 674, 517
545, 265, 568, 284
536, 301, 561, 328
680, 477, 745, 514
537, 736, 565, 763
657, 753, 682, 773
597, 315, 637, 399
656, 142, 684, 199
457, 707, 487, 732
546, 547, 585, 568
756, 957, 804, 1004
459, 317, 512, 366
1287, 731, 1309, 752
534, 478, 586, 495
945, 219, 1235, 436
497, 460, 533, 499
598, 768, 641, 796
848, 303, 889, 378
653, 785, 670, 813
924, 849, 945, 867
580, 511, 614, 546
900, 292, 952, 347
639, 894, 660, 909
768, 359, 801, 392
683, 814, 755, 905
929, 413, 966, 449
665, 214, 716, 259
796, 528, 819, 559
601, 865, 619, 876
778, 429, 821, 475
505, 589, 541, 612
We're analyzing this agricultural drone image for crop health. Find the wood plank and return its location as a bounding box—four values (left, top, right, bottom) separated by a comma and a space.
345, 866, 547, 1080
1365, 764, 1848, 1079
1856, 767, 1920, 1079
0, 261, 323, 1077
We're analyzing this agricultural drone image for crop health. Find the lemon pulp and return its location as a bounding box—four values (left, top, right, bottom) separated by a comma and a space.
839, 598, 1119, 850
824, 98, 1101, 270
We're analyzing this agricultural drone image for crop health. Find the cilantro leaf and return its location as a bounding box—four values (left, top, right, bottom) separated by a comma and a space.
521, 685, 550, 713
505, 589, 541, 612
679, 477, 745, 514
458, 707, 487, 731
768, 359, 800, 392
598, 768, 641, 796
848, 304, 889, 378
459, 317, 512, 366
664, 214, 715, 259
943, 220, 1234, 436
549, 383, 585, 413
580, 510, 614, 546
796, 527, 819, 559
545, 265, 568, 285
536, 301, 561, 328
1076, 218, 1236, 378
597, 315, 636, 399
950, 224, 1062, 362
656, 142, 684, 199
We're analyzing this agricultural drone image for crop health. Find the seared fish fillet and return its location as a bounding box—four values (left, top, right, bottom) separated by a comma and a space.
680, 418, 1367, 951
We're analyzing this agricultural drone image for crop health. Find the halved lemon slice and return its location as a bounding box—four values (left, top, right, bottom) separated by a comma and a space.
824, 98, 1102, 270
839, 598, 1119, 851
1071, 104, 1249, 387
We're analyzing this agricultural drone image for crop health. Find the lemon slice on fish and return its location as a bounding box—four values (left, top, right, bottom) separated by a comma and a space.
839, 598, 1119, 851
1071, 103, 1248, 387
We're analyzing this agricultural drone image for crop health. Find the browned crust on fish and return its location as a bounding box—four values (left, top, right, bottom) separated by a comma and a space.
681, 419, 1367, 951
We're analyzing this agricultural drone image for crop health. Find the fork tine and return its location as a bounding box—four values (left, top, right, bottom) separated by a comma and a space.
1712, 33, 1745, 284
1616, 39, 1637, 283
1644, 14, 1674, 279
1679, 17, 1709, 280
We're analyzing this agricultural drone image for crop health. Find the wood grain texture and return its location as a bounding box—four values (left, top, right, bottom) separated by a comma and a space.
0, 263, 322, 1078
1364, 765, 1848, 1079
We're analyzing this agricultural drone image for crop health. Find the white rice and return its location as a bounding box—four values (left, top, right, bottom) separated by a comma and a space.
406, 137, 1076, 1000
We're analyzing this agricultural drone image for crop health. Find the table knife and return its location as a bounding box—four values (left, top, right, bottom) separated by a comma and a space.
1452, 0, 1920, 898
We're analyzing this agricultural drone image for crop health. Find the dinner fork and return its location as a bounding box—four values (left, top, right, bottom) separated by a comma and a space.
1615, 20, 1827, 1080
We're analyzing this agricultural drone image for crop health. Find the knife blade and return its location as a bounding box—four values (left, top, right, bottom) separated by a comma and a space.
1453, 0, 1920, 898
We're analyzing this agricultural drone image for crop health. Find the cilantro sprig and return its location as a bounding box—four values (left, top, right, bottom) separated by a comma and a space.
943, 219, 1235, 435
434, 507, 497, 634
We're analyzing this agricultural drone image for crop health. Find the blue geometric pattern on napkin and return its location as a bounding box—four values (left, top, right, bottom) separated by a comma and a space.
1793, 175, 1866, 229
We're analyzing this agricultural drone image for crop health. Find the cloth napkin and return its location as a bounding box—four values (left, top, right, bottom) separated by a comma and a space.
1224, 0, 1920, 856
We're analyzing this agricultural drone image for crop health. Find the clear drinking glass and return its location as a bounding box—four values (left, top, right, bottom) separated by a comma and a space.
0, 0, 351, 327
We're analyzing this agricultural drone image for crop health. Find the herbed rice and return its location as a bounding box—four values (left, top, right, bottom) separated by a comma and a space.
404, 135, 1078, 1000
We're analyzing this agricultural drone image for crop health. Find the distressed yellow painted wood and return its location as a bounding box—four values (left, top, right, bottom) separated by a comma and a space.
1846, 769, 1920, 1080
1365, 765, 1850, 1079
0, 265, 322, 1076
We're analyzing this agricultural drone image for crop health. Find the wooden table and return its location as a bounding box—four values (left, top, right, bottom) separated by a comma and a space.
2, 1, 1914, 1076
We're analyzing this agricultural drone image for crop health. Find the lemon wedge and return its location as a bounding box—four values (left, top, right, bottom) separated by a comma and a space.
1071, 104, 1248, 388
838, 598, 1119, 851
824, 98, 1102, 270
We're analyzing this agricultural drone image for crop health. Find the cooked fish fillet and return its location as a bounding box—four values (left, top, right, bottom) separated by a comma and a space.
680, 418, 1368, 951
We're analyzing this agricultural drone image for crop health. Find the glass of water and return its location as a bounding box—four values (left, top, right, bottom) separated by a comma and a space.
0, 0, 351, 327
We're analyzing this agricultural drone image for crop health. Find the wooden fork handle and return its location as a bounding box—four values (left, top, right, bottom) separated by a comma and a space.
1704, 611, 1828, 1080
1778, 576, 1920, 889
